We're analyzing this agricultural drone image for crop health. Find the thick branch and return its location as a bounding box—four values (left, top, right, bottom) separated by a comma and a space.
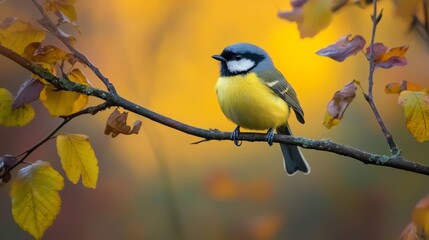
1, 44, 428, 176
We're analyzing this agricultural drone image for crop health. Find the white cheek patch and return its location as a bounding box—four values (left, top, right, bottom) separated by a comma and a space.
226, 59, 255, 73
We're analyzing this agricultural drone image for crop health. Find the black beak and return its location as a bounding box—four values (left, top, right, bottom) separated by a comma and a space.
212, 55, 226, 62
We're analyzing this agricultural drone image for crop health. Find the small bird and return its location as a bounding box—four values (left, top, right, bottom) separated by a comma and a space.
212, 43, 310, 175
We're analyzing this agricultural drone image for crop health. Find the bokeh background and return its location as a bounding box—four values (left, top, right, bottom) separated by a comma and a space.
1, 0, 429, 239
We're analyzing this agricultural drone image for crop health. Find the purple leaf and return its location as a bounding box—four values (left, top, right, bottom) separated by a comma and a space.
278, 0, 306, 23
366, 43, 409, 69
316, 34, 366, 62
291, 0, 309, 8
365, 42, 387, 60
12, 76, 44, 109
278, 9, 303, 22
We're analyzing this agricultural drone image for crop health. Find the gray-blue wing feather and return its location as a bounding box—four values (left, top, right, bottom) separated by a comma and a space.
256, 69, 305, 124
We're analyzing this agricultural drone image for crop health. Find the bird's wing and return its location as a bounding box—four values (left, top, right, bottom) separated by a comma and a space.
256, 69, 305, 124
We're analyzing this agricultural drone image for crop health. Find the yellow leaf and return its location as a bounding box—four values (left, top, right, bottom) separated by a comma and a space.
300, 0, 333, 38
24, 42, 70, 65
323, 112, 340, 129
44, 0, 78, 22
398, 89, 429, 142
278, 0, 332, 38
40, 68, 90, 116
0, 17, 45, 55
11, 160, 64, 240
385, 80, 421, 94
56, 134, 99, 188
376, 45, 409, 66
0, 88, 35, 126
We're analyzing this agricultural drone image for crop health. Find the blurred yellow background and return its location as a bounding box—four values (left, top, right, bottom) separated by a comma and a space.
1, 0, 429, 239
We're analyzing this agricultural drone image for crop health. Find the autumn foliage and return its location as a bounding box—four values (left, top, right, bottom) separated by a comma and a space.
1, 0, 429, 239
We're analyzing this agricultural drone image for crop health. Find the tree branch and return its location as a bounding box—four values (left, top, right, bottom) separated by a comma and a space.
1, 44, 428, 176
0, 101, 112, 179
31, 0, 117, 95
365, 0, 400, 155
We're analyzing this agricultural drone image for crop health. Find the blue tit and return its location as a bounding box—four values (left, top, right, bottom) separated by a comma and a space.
213, 43, 310, 175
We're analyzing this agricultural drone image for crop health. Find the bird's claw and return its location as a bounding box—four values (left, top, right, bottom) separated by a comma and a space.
265, 128, 274, 146
231, 126, 242, 146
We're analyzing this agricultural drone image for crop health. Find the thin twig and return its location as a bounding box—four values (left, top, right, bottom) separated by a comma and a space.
367, 1, 377, 97
0, 102, 112, 179
30, 0, 117, 95
365, 0, 400, 156
1, 44, 428, 176
191, 139, 212, 144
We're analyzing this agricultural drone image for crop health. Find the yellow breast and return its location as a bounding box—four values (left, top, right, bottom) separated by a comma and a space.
215, 72, 290, 130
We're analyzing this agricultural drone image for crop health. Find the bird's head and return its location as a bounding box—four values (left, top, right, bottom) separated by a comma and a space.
212, 43, 274, 76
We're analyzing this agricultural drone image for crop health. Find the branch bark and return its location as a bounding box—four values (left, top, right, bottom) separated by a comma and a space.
1, 44, 429, 176
365, 1, 400, 156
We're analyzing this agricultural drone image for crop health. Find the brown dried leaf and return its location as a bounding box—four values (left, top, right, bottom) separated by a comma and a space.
323, 81, 358, 129
130, 120, 142, 135
105, 109, 141, 137
23, 43, 70, 64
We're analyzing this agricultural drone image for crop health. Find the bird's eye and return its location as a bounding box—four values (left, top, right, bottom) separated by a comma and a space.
234, 55, 242, 60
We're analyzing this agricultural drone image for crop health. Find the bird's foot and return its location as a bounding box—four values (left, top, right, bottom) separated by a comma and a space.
265, 128, 275, 146
231, 126, 242, 146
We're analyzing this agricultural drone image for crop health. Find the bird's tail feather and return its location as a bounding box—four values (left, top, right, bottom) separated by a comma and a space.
277, 124, 310, 175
